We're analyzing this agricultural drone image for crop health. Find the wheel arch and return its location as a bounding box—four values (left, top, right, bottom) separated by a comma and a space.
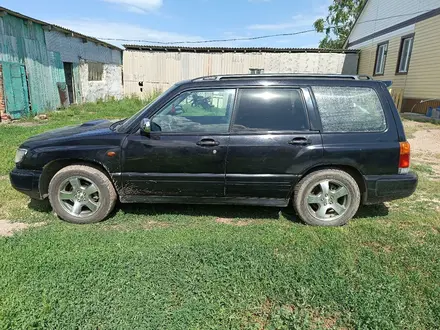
39, 159, 118, 199
292, 164, 366, 199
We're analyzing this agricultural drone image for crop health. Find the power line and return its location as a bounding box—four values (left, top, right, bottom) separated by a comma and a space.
96, 9, 432, 45
98, 29, 317, 45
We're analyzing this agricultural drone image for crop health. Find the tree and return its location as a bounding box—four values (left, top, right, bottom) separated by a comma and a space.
314, 0, 366, 49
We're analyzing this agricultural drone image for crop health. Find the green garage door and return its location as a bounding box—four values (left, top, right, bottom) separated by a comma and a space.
2, 62, 30, 119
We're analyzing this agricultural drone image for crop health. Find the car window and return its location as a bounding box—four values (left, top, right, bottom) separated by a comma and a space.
232, 89, 309, 132
116, 84, 178, 133
151, 89, 236, 133
312, 86, 386, 133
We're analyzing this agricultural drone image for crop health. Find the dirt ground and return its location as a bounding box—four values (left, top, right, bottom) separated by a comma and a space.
406, 121, 440, 174
0, 220, 46, 237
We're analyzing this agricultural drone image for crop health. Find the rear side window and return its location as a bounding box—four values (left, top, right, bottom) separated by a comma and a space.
232, 89, 309, 131
312, 86, 386, 133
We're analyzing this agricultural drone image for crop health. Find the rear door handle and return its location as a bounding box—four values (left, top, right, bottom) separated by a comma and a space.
197, 138, 220, 147
288, 137, 311, 146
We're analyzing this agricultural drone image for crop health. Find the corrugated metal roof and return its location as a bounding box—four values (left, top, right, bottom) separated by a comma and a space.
123, 44, 360, 54
0, 6, 122, 51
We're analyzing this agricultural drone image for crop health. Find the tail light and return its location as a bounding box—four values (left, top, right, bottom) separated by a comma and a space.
399, 141, 411, 174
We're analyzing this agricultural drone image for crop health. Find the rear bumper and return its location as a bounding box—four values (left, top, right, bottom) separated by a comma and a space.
363, 172, 418, 205
9, 168, 43, 200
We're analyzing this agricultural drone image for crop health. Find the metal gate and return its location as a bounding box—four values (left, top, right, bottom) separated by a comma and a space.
1, 62, 30, 119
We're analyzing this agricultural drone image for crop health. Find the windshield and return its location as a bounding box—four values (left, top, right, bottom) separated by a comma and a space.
116, 85, 178, 132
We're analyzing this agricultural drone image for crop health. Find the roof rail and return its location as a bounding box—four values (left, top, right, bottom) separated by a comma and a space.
192, 73, 373, 82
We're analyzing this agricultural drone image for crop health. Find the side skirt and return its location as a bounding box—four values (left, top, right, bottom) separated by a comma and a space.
119, 195, 290, 207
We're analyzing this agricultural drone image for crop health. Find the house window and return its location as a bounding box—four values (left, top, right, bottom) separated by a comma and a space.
249, 68, 264, 74
88, 62, 103, 81
397, 35, 414, 74
374, 42, 388, 76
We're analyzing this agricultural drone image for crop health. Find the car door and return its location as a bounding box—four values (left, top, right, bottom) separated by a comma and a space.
225, 87, 323, 200
122, 88, 236, 198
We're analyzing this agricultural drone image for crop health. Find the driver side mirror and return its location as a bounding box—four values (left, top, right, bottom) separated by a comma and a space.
140, 118, 151, 135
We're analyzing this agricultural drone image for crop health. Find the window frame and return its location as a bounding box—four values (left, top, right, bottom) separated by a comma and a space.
396, 34, 415, 75
310, 85, 388, 134
88, 62, 104, 81
229, 87, 312, 135
373, 41, 388, 76
149, 88, 237, 135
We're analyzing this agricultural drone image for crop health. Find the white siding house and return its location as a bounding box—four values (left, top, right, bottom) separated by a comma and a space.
346, 0, 440, 113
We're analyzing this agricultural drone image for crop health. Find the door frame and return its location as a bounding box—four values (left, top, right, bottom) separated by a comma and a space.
120, 87, 238, 199
63, 62, 75, 104
0, 61, 31, 119
224, 86, 323, 199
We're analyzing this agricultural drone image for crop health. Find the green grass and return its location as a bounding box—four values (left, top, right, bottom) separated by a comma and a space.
412, 163, 435, 175
0, 97, 149, 175
1, 100, 440, 329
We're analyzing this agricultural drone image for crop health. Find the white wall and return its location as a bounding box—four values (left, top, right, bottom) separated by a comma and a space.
79, 61, 123, 102
124, 50, 358, 97
348, 0, 440, 45
45, 30, 123, 103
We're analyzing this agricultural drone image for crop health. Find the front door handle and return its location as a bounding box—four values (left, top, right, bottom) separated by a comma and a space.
288, 137, 311, 146
197, 138, 220, 147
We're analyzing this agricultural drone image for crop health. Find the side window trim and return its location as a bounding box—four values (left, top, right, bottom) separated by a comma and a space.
374, 41, 388, 76
229, 87, 314, 134
150, 88, 237, 135
302, 87, 322, 132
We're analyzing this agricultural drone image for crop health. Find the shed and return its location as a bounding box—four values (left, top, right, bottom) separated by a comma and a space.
0, 6, 123, 119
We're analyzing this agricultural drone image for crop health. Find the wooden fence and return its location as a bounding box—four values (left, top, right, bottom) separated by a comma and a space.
389, 88, 404, 112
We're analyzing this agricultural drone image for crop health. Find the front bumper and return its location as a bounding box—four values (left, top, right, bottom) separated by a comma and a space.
363, 172, 418, 205
10, 168, 43, 200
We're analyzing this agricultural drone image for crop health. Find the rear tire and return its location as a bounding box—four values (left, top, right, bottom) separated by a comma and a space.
293, 169, 360, 226
48, 165, 117, 224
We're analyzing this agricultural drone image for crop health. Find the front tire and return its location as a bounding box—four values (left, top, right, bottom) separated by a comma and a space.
48, 165, 117, 224
293, 169, 360, 226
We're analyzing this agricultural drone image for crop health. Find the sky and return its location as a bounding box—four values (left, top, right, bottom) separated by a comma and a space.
1, 0, 332, 48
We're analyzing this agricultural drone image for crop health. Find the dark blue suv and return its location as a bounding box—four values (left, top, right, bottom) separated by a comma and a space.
10, 74, 418, 226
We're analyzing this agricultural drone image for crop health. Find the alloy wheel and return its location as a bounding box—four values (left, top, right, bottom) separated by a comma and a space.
306, 180, 350, 221
58, 176, 101, 218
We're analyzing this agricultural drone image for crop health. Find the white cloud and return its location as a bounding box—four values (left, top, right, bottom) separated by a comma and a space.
102, 0, 163, 13
52, 19, 203, 47
126, 6, 148, 14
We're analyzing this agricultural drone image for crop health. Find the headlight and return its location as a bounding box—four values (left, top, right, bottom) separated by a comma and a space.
15, 149, 28, 163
